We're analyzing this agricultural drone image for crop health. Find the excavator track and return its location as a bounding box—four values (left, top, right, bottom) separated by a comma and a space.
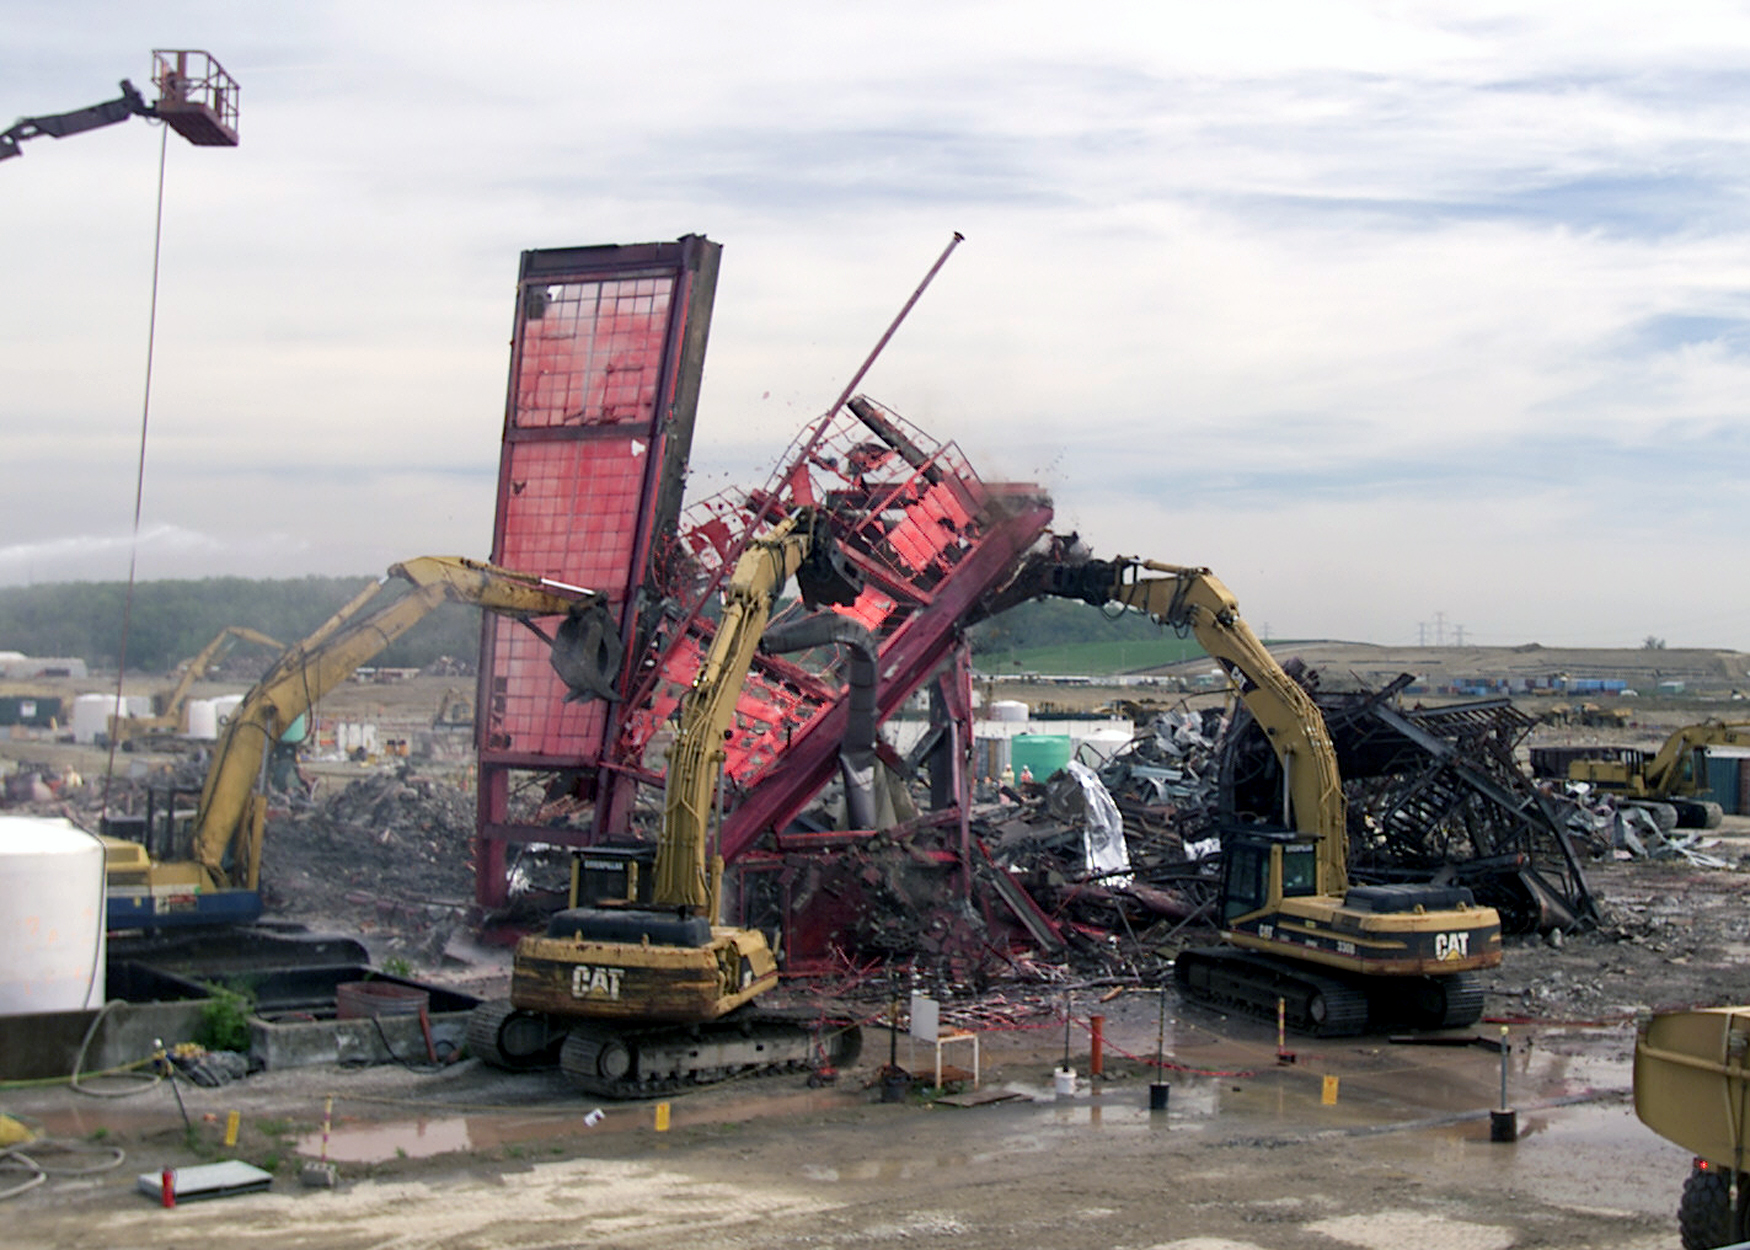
1174, 950, 1486, 1036
558, 1008, 863, 1100
1173, 947, 1371, 1037
467, 998, 566, 1070
1415, 971, 1484, 1030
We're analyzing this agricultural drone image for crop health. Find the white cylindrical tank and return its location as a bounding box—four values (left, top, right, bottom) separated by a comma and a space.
71, 693, 126, 744
1073, 728, 1135, 766
184, 698, 219, 740
0, 816, 105, 1015
211, 694, 246, 731
989, 700, 1029, 723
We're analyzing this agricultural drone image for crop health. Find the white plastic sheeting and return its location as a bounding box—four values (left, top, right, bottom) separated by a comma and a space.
1066, 759, 1130, 886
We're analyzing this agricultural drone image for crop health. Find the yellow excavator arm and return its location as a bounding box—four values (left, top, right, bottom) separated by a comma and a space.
1644, 720, 1750, 797
1044, 557, 1348, 892
159, 625, 283, 717
652, 508, 863, 915
1038, 551, 1498, 1035
109, 624, 285, 745
189, 556, 611, 892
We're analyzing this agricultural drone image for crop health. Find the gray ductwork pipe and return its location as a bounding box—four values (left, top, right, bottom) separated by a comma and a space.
760, 613, 879, 830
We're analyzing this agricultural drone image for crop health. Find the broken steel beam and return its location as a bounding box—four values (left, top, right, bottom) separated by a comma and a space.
1219, 674, 1599, 933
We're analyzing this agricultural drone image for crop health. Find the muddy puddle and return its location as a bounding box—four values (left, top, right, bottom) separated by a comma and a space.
296, 1083, 862, 1162
292, 1022, 1637, 1167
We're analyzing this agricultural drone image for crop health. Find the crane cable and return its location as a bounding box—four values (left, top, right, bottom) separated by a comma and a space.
98, 122, 171, 824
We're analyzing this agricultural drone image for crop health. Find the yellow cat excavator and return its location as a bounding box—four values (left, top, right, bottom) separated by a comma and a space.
103, 557, 615, 929
107, 625, 285, 750
1568, 720, 1750, 831
468, 508, 867, 1096
1042, 556, 1503, 1035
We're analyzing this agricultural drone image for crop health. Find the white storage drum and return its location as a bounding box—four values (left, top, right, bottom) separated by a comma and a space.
184, 698, 219, 740
0, 816, 106, 1014
71, 693, 126, 744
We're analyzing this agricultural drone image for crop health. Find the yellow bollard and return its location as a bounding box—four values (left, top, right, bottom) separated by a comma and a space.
224, 1110, 240, 1147
654, 1101, 671, 1132
1321, 1075, 1339, 1105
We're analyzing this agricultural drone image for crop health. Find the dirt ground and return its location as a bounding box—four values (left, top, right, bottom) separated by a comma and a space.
0, 839, 1741, 1249
2, 667, 1747, 1245
0, 954, 1704, 1249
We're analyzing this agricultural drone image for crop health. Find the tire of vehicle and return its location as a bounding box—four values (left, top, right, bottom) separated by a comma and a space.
1679, 1162, 1737, 1250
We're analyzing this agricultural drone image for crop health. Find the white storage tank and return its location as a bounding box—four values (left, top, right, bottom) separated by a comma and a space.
989, 700, 1029, 723
338, 721, 378, 755
184, 698, 219, 741
1073, 728, 1136, 766
211, 694, 246, 731
71, 693, 122, 744
0, 816, 105, 1015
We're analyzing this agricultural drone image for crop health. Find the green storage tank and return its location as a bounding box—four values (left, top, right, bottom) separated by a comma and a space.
1011, 733, 1072, 780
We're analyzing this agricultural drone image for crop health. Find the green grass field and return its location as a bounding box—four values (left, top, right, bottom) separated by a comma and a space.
977, 635, 1209, 677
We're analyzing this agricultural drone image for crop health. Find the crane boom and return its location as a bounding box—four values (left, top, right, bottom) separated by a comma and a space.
5, 52, 239, 162
0, 80, 152, 160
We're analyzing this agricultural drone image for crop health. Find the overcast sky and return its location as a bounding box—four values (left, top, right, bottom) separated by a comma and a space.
6, 3, 1750, 648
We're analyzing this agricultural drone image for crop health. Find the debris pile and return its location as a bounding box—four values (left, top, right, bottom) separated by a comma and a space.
1217, 670, 1600, 934
1557, 786, 1736, 869
261, 769, 480, 919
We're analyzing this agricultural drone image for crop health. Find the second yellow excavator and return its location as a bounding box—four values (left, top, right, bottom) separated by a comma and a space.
1566, 720, 1750, 831
1042, 556, 1503, 1035
103, 557, 616, 929
106, 624, 284, 750
468, 508, 867, 1096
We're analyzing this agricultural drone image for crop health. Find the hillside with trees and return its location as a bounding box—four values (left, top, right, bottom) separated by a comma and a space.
0, 577, 481, 673
0, 576, 1216, 678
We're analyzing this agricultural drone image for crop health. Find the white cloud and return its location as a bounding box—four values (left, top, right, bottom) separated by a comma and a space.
5, 4, 1750, 646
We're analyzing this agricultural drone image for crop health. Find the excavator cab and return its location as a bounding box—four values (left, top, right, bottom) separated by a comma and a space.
1220, 828, 1319, 924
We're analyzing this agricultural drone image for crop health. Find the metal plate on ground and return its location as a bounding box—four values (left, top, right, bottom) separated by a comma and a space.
936, 1087, 1027, 1108
137, 1160, 273, 1202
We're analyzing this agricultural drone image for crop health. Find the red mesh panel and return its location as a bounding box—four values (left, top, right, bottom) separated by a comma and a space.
514, 277, 674, 428
496, 440, 646, 586
608, 402, 1012, 814
482, 621, 604, 758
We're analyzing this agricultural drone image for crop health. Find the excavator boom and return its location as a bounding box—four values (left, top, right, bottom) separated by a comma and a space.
473, 507, 865, 1095
109, 625, 285, 746
1049, 558, 1347, 892
1644, 720, 1750, 797
190, 557, 610, 891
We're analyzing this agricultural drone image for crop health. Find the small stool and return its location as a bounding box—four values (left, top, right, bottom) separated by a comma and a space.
908, 993, 980, 1089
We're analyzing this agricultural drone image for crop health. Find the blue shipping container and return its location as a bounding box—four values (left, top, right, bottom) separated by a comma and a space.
1708, 756, 1744, 815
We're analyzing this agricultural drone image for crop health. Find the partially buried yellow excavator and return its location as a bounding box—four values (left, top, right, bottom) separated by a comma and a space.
467, 507, 867, 1096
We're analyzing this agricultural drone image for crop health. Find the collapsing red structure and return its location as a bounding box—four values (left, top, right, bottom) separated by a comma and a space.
476, 236, 720, 901
474, 236, 1054, 965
